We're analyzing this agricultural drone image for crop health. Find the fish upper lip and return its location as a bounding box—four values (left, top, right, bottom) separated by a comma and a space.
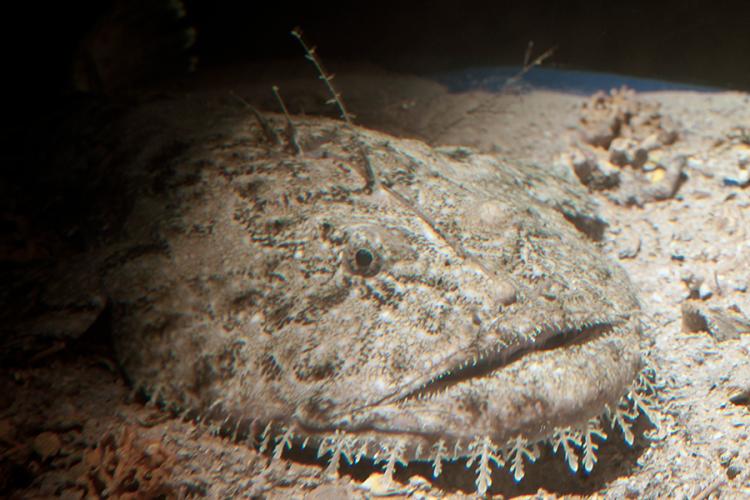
390, 319, 618, 405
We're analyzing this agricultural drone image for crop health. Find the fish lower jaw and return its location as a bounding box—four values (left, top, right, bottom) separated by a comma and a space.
275, 368, 656, 494
307, 369, 656, 495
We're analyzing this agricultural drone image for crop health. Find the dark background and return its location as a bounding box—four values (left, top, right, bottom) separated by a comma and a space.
183, 0, 750, 89
3, 0, 749, 167
5, 0, 750, 96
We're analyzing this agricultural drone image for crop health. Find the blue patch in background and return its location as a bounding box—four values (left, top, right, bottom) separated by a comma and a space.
437, 66, 718, 95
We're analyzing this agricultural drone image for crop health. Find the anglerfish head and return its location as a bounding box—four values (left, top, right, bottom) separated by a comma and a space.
108, 118, 643, 476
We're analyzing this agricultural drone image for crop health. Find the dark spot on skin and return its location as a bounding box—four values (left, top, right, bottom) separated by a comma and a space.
320, 222, 333, 240
234, 179, 265, 200
294, 359, 341, 382
195, 353, 236, 389
267, 300, 294, 328
265, 217, 292, 234
214, 345, 240, 379
389, 348, 412, 372
230, 289, 262, 312
320, 222, 345, 244
299, 397, 336, 422
458, 392, 489, 420
297, 285, 353, 321
260, 354, 283, 380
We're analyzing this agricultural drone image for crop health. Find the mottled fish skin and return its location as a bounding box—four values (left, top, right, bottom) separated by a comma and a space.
26, 94, 645, 486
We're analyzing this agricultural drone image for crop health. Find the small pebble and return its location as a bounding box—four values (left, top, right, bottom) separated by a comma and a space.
687, 157, 705, 170
723, 169, 750, 187
360, 473, 399, 495
727, 464, 743, 479
736, 148, 750, 167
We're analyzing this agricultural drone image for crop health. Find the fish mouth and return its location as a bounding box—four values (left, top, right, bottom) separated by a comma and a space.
310, 313, 641, 448
390, 319, 618, 405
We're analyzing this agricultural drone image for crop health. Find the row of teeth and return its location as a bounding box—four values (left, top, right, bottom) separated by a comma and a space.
405, 320, 604, 401
406, 343, 512, 400
138, 368, 656, 495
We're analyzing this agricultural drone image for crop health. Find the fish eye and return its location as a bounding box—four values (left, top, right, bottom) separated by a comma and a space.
349, 246, 380, 276
355, 248, 374, 269
343, 227, 386, 277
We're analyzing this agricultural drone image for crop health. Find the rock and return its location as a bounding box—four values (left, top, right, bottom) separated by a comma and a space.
609, 137, 648, 168
359, 473, 401, 495
730, 387, 750, 406
641, 133, 664, 152
640, 155, 687, 203
656, 116, 679, 146
617, 234, 641, 260
578, 89, 632, 148
722, 169, 750, 187
735, 147, 750, 167
698, 282, 713, 300
575, 88, 686, 206
682, 301, 750, 341
611, 156, 686, 206
565, 149, 620, 190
